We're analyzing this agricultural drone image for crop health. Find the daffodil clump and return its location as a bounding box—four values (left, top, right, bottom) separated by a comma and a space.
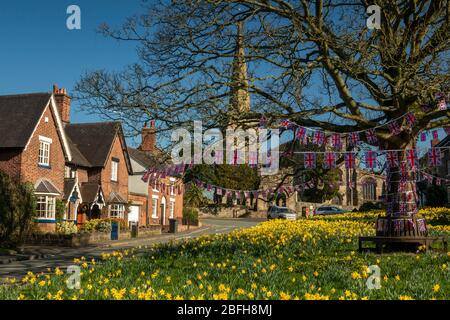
1, 209, 449, 300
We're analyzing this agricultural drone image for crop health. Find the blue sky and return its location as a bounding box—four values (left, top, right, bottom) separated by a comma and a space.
0, 1, 446, 151
0, 0, 144, 133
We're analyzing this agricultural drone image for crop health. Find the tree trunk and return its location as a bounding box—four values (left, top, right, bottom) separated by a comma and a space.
376, 140, 427, 237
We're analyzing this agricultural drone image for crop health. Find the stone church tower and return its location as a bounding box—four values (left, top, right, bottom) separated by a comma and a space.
229, 22, 251, 115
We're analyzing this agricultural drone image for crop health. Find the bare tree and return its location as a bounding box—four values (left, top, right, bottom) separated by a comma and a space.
75, 0, 449, 224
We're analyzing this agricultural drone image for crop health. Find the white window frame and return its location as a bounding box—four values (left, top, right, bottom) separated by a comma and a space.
111, 160, 119, 182
109, 204, 125, 219
64, 166, 71, 178
36, 195, 56, 219
38, 136, 52, 166
169, 199, 175, 219
152, 196, 159, 218
152, 174, 159, 193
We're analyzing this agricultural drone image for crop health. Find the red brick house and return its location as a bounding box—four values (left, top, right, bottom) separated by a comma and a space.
128, 121, 184, 228
0, 86, 133, 231
0, 92, 72, 232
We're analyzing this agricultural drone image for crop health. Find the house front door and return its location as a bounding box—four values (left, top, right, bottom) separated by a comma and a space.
160, 197, 166, 225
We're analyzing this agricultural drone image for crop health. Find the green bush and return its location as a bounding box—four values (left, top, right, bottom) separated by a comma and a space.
0, 171, 36, 248
183, 208, 199, 226
55, 200, 66, 222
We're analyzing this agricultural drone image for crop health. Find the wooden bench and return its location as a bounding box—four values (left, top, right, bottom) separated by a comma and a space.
359, 236, 448, 253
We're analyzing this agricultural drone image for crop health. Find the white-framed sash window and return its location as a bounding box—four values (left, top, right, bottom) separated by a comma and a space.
36, 195, 56, 219
38, 136, 52, 166
152, 197, 158, 218
169, 200, 175, 219
109, 204, 125, 219
111, 160, 119, 181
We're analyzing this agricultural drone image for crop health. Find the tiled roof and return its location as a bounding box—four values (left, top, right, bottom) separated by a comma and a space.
0, 93, 52, 148
108, 192, 127, 204
35, 179, 61, 195
128, 147, 164, 170
80, 182, 102, 204
65, 122, 121, 167
63, 178, 77, 201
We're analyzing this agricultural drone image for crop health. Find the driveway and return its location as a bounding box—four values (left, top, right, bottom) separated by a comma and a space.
0, 217, 262, 281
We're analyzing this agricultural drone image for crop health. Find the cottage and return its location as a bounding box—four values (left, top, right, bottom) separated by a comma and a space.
128, 121, 184, 228
0, 85, 183, 233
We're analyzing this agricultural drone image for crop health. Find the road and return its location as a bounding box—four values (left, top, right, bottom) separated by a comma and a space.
0, 217, 263, 281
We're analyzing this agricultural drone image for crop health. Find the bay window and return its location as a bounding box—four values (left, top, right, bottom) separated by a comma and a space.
36, 195, 56, 219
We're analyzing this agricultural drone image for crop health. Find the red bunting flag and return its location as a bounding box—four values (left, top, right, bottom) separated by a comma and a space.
428, 148, 441, 167
344, 152, 356, 169
386, 151, 399, 168
350, 132, 360, 146
313, 131, 325, 145
365, 129, 377, 144
405, 149, 417, 168
445, 127, 450, 135
388, 121, 401, 135
438, 99, 447, 110
304, 153, 316, 169
420, 132, 427, 141
432, 130, 439, 140
365, 151, 376, 169
331, 134, 342, 149
324, 152, 336, 169
405, 112, 416, 127
296, 127, 307, 142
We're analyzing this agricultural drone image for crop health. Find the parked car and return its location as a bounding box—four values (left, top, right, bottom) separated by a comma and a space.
267, 206, 297, 220
314, 206, 348, 216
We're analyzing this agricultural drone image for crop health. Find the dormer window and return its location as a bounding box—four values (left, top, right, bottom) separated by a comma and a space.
111, 159, 119, 182
38, 136, 52, 167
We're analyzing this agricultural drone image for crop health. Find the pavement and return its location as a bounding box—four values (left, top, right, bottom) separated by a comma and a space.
0, 217, 262, 281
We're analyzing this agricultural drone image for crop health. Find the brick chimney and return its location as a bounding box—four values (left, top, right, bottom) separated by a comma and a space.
53, 84, 71, 124
140, 120, 156, 153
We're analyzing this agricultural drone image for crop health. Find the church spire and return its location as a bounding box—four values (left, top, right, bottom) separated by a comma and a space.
229, 22, 250, 114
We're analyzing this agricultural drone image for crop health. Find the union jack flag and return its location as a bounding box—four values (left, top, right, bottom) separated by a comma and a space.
388, 121, 401, 135
420, 132, 427, 141
235, 192, 240, 200
405, 112, 416, 127
428, 148, 442, 167
365, 151, 376, 169
280, 119, 292, 129
252, 191, 258, 198
399, 202, 407, 214
386, 151, 399, 168
216, 188, 223, 196
350, 132, 359, 146
313, 131, 325, 145
405, 149, 417, 168
365, 129, 377, 144
296, 127, 307, 142
344, 152, 356, 169
400, 162, 407, 178
432, 130, 439, 139
259, 116, 267, 128
323, 152, 336, 169
331, 134, 342, 149
304, 153, 316, 169
438, 98, 447, 111
445, 127, 450, 135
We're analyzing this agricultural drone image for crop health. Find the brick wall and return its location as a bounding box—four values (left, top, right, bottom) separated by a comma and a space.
0, 148, 22, 182
100, 134, 129, 208
20, 105, 65, 193
128, 193, 149, 226
147, 178, 184, 226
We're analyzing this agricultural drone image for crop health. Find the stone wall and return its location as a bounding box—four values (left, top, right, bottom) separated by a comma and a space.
26, 224, 161, 247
